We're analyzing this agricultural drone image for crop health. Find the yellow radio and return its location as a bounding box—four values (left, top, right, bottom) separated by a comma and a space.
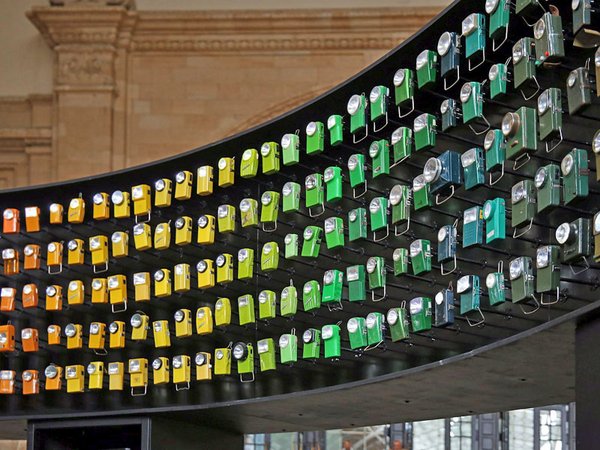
133, 223, 152, 251
174, 309, 192, 337
65, 365, 85, 393
45, 285, 63, 311
196, 165, 214, 196
24, 206, 41, 232
92, 192, 110, 220
65, 323, 83, 350
174, 216, 193, 246
196, 306, 213, 335
66, 280, 84, 306
47, 242, 63, 274
49, 203, 63, 224
112, 190, 131, 219
44, 364, 63, 391
174, 263, 190, 292
47, 325, 61, 346
215, 253, 233, 284
108, 274, 127, 313
194, 352, 212, 381
214, 297, 232, 327
67, 239, 84, 265
88, 322, 106, 353
133, 272, 151, 302
23, 244, 41, 271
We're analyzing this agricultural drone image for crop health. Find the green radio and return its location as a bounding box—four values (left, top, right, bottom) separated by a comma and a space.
348, 154, 367, 198
348, 208, 367, 241
347, 265, 366, 302
347, 317, 367, 350
367, 256, 386, 301
437, 224, 457, 275
511, 180, 536, 237
258, 290, 276, 320
322, 324, 341, 359
483, 198, 506, 243
257, 338, 276, 372
239, 198, 258, 228
391, 127, 412, 165
393, 68, 415, 117
369, 197, 389, 241
217, 204, 236, 234
281, 132, 299, 166
369, 140, 390, 179
302, 329, 321, 360
260, 191, 280, 232
280, 285, 298, 317
488, 64, 508, 99
434, 288, 454, 327
238, 294, 255, 326
390, 184, 410, 236
533, 12, 564, 63
347, 94, 368, 143
302, 225, 323, 258
284, 233, 299, 259
502, 107, 537, 167
410, 297, 432, 332
324, 217, 344, 249
484, 129, 506, 185
462, 13, 486, 70
536, 245, 561, 305
322, 269, 344, 308
437, 31, 460, 90
463, 206, 483, 248
370, 85, 390, 131
279, 331, 298, 365
573, 0, 599, 37
562, 149, 589, 205
509, 256, 535, 304
412, 175, 432, 211
410, 239, 431, 275
567, 67, 592, 115
305, 173, 325, 217
261, 242, 279, 272
306, 121, 325, 155
327, 114, 344, 147
387, 307, 409, 341
534, 164, 561, 213
366, 312, 385, 347
260, 141, 280, 175
413, 113, 436, 151
556, 218, 591, 265
486, 263, 506, 306
240, 148, 259, 178
538, 88, 563, 149
282, 182, 300, 213
461, 148, 485, 190
302, 280, 321, 313
486, 0, 510, 51
393, 248, 409, 276
324, 166, 343, 203
416, 50, 437, 89
237, 248, 254, 280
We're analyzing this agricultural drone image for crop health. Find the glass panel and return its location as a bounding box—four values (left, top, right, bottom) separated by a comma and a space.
509, 408, 535, 450
539, 407, 563, 450
413, 419, 445, 450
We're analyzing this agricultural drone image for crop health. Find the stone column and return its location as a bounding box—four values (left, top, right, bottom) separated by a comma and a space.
27, 1, 135, 181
